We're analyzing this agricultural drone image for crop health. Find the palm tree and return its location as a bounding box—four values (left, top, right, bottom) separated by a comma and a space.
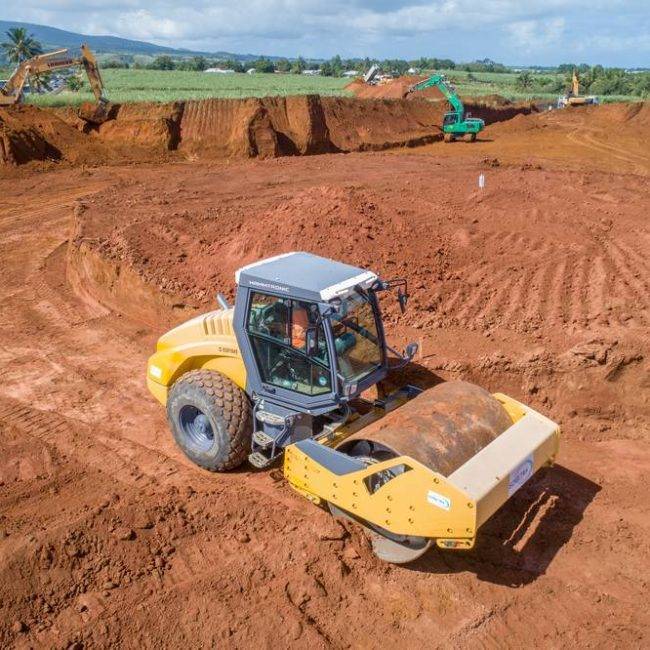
1, 27, 43, 64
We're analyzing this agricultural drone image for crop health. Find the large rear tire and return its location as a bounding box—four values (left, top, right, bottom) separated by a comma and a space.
467, 132, 477, 142
167, 370, 251, 471
444, 132, 454, 143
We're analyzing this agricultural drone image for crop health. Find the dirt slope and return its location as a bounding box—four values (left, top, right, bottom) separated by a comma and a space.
2, 94, 540, 168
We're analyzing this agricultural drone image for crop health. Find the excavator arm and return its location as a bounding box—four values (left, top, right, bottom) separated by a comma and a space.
79, 44, 107, 106
0, 48, 70, 105
0, 44, 109, 122
407, 74, 465, 115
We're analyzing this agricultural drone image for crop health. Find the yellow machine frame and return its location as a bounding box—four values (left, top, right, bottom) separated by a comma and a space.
284, 394, 560, 549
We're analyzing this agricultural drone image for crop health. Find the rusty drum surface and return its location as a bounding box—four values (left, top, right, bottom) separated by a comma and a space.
339, 381, 513, 476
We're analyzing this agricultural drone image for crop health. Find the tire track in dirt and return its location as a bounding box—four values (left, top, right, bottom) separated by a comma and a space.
606, 241, 650, 306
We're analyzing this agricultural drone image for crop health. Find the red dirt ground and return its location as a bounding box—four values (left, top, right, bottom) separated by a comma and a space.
0, 101, 649, 648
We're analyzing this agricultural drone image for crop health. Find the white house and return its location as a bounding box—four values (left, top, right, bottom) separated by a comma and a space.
204, 68, 235, 74
342, 70, 360, 77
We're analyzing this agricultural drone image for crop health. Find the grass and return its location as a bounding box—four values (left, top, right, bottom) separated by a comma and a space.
436, 69, 561, 101
27, 69, 352, 106
437, 69, 641, 103
10, 66, 640, 107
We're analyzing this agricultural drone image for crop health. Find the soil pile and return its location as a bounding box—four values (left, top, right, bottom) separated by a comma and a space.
346, 75, 430, 100
0, 105, 103, 166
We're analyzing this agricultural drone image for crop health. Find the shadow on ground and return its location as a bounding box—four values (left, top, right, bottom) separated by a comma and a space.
410, 464, 601, 586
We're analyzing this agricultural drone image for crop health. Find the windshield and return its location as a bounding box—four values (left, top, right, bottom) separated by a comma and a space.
331, 292, 382, 383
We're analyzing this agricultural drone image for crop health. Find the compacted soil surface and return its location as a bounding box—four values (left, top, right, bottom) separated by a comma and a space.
0, 100, 648, 648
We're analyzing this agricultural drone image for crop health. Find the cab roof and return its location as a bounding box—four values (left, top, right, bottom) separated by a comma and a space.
235, 252, 378, 303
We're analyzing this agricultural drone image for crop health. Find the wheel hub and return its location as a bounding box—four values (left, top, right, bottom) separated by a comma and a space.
179, 405, 214, 450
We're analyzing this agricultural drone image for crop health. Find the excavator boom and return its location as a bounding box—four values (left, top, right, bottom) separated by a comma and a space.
0, 44, 109, 122
408, 73, 465, 113
407, 73, 484, 141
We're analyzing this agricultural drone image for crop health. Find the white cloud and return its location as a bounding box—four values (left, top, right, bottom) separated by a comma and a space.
506, 17, 566, 51
1, 0, 648, 65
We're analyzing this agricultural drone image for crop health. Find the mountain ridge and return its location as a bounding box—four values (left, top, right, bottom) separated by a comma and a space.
0, 20, 266, 62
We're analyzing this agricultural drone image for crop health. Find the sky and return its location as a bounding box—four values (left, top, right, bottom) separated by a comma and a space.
2, 1, 649, 66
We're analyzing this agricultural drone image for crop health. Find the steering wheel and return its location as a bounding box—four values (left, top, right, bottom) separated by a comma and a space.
270, 349, 297, 384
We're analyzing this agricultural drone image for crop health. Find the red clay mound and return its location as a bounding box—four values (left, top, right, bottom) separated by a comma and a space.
0, 105, 102, 166
346, 75, 437, 100
345, 77, 537, 124
97, 101, 183, 150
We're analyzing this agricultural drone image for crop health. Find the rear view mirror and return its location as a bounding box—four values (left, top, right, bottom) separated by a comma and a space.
305, 327, 319, 356
397, 287, 409, 313
405, 342, 418, 360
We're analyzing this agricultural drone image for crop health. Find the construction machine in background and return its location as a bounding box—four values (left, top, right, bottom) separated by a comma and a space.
0, 44, 110, 124
407, 74, 484, 142
557, 70, 599, 108
146, 252, 560, 564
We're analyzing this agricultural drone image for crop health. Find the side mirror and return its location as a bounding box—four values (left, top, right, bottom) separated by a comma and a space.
305, 327, 319, 356
397, 287, 409, 313
405, 342, 419, 360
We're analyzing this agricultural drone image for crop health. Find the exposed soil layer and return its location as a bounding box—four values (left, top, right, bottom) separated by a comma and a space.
345, 76, 538, 119
1, 94, 538, 168
1, 101, 649, 647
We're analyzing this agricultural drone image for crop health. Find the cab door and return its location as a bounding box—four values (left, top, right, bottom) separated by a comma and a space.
235, 288, 337, 410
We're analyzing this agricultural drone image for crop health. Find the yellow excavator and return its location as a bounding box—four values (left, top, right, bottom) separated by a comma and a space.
0, 44, 110, 123
558, 70, 599, 108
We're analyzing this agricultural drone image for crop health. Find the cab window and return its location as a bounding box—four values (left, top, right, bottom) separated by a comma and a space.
246, 292, 331, 395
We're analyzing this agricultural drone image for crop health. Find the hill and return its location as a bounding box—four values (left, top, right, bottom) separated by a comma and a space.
0, 20, 261, 61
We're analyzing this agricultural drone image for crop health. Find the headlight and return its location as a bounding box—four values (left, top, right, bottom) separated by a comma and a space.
149, 364, 163, 380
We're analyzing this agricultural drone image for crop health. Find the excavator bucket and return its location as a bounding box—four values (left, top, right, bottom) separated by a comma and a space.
77, 98, 112, 125
284, 381, 559, 563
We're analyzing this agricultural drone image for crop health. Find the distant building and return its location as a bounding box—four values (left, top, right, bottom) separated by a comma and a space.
204, 68, 235, 74
407, 67, 420, 74
302, 69, 322, 76
246, 68, 256, 75
342, 70, 359, 77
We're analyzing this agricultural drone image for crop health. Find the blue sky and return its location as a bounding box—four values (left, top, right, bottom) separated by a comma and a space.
2, 1, 649, 66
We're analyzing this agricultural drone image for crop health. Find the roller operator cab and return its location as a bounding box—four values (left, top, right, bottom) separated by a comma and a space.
147, 252, 560, 564
147, 252, 416, 472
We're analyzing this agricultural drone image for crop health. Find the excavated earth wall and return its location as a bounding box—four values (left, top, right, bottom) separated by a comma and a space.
0, 94, 537, 167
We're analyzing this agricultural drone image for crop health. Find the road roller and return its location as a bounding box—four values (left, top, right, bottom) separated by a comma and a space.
146, 252, 560, 563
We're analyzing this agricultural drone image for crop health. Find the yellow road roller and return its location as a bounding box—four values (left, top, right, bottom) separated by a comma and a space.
147, 252, 560, 563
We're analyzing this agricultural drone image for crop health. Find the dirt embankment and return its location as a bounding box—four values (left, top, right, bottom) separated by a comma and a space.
1, 92, 541, 168
345, 76, 539, 123
0, 96, 443, 167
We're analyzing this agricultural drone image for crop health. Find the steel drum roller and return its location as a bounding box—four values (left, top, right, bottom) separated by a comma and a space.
338, 381, 513, 476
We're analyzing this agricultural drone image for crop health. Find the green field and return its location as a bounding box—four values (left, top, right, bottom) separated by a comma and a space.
3, 66, 638, 106
26, 69, 352, 106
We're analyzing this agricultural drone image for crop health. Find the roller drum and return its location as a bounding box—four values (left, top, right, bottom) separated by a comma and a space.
339, 381, 512, 476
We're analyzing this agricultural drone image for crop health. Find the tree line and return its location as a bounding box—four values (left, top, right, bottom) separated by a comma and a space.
106, 54, 508, 76
516, 65, 650, 98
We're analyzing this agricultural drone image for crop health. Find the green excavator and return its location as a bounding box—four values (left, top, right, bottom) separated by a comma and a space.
407, 74, 484, 142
